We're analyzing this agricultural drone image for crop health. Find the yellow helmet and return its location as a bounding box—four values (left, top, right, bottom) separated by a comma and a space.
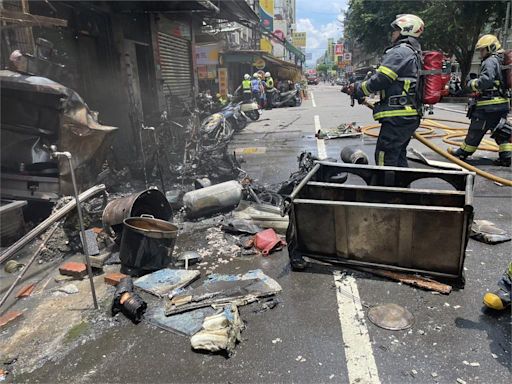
475, 34, 501, 52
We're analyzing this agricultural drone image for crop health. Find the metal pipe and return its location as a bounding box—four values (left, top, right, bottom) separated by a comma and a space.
0, 184, 106, 264
52, 149, 98, 309
289, 162, 321, 201
0, 222, 60, 309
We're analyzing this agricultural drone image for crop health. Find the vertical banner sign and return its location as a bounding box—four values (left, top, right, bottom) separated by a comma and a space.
335, 44, 344, 56
218, 68, 228, 96
259, 0, 274, 31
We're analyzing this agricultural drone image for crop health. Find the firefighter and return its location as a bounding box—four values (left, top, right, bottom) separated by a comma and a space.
264, 71, 275, 110
242, 73, 252, 101
350, 14, 425, 167
449, 35, 511, 167
483, 262, 511, 311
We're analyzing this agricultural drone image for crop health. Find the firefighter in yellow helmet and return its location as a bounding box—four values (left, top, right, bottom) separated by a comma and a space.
350, 14, 424, 169
450, 35, 511, 167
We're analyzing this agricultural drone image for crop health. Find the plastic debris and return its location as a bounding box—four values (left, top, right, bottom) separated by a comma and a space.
190, 304, 243, 356
470, 220, 511, 244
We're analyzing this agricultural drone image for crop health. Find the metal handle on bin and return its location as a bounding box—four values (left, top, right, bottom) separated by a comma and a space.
140, 214, 155, 218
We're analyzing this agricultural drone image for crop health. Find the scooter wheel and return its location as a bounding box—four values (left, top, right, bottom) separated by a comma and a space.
247, 110, 260, 121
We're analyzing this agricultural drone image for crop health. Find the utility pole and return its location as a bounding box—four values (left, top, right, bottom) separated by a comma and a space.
503, 0, 511, 49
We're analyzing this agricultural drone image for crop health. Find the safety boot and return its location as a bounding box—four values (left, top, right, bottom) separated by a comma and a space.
493, 157, 511, 167
483, 290, 510, 310
448, 147, 469, 159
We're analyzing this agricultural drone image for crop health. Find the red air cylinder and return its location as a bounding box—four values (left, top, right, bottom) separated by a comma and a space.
422, 51, 446, 105
504, 50, 512, 89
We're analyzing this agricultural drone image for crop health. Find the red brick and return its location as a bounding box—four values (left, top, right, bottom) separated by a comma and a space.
59, 261, 87, 279
0, 311, 23, 329
91, 227, 103, 234
15, 283, 36, 298
104, 272, 127, 286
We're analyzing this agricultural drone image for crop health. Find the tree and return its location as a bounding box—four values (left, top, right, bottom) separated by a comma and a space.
344, 0, 507, 82
332, 64, 339, 71
316, 63, 329, 73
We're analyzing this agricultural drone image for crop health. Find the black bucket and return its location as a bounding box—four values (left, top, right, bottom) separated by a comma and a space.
119, 215, 178, 276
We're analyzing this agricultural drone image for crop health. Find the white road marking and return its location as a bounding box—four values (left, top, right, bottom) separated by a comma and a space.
314, 115, 327, 159
310, 91, 317, 107
334, 272, 381, 384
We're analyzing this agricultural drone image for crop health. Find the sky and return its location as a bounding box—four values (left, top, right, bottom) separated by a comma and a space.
296, 0, 348, 67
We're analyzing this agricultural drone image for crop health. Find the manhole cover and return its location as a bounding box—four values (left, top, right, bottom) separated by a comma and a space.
367, 303, 414, 330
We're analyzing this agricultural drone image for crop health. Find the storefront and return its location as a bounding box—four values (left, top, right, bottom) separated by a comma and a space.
220, 50, 303, 93
156, 17, 194, 105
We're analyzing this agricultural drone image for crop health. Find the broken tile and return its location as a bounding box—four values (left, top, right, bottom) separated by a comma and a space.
0, 311, 23, 329
59, 262, 87, 279
15, 283, 36, 298
104, 272, 127, 286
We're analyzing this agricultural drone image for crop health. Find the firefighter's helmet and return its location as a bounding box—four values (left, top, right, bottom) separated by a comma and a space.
391, 14, 424, 38
475, 34, 502, 53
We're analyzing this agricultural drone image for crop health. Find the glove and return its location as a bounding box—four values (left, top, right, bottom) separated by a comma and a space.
353, 81, 366, 100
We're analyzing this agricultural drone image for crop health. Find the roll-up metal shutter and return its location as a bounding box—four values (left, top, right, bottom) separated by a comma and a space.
157, 32, 193, 102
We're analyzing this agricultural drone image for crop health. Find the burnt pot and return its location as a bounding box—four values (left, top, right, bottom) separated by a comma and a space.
119, 215, 178, 276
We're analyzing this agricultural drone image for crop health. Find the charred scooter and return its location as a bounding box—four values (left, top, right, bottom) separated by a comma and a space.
240, 98, 261, 121
271, 88, 302, 108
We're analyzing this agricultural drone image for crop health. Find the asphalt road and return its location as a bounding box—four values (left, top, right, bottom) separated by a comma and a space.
16, 84, 511, 383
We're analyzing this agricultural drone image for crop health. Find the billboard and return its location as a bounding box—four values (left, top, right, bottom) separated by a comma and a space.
335, 44, 344, 56
259, 0, 274, 32
195, 43, 219, 65
272, 19, 286, 57
292, 32, 306, 48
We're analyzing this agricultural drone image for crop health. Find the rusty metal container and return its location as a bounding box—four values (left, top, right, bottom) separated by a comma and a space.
286, 161, 474, 285
102, 189, 172, 234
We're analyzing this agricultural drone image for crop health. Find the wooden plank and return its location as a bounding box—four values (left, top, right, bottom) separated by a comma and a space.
359, 267, 452, 294
0, 9, 67, 28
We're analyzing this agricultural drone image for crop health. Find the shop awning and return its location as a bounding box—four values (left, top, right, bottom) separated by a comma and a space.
220, 51, 303, 81
112, 1, 259, 26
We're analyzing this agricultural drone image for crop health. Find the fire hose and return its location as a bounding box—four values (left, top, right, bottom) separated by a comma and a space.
358, 100, 512, 187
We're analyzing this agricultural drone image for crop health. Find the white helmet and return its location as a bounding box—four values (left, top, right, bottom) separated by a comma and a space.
391, 14, 424, 38
265, 72, 271, 77
244, 74, 250, 80
253, 73, 259, 78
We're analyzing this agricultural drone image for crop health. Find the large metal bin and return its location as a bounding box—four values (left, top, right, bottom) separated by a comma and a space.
286, 161, 474, 284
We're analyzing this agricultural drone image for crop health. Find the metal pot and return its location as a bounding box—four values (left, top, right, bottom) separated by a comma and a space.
119, 215, 178, 276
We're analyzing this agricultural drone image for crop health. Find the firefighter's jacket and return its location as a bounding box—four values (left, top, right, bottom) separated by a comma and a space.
355, 36, 422, 121
466, 53, 510, 114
